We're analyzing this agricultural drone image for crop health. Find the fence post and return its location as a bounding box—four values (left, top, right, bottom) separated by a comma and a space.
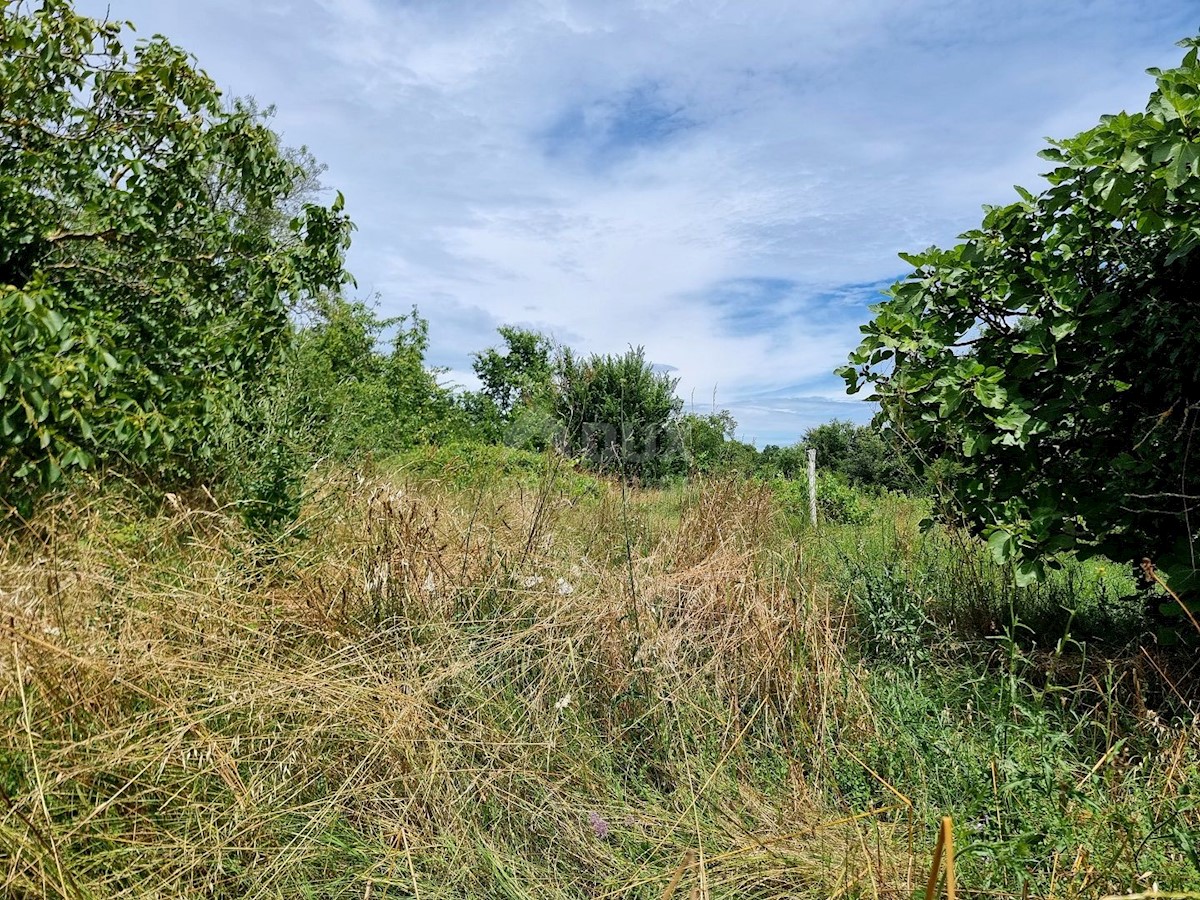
807, 448, 818, 527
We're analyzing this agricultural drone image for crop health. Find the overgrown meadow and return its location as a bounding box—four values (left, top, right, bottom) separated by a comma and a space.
2, 448, 1196, 898
3, 5, 1200, 898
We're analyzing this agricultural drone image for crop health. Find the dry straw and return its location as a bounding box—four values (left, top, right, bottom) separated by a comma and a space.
0, 469, 905, 898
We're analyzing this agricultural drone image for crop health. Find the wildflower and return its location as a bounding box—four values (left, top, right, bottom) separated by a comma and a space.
587, 810, 610, 840
554, 694, 571, 711
555, 578, 574, 596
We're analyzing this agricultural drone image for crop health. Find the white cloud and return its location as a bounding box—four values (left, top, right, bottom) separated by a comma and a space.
76, 0, 1198, 443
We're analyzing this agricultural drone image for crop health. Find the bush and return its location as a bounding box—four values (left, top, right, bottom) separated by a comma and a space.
842, 39, 1200, 596
284, 299, 458, 460
554, 346, 684, 480
0, 3, 351, 511
769, 472, 873, 526
804, 420, 915, 492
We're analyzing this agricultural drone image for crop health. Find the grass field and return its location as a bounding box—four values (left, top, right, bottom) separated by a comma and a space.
1, 449, 1197, 898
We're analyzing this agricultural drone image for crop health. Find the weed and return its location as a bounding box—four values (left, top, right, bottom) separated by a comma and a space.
0, 463, 1195, 897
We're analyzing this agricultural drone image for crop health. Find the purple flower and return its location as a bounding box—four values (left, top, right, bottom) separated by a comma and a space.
587, 810, 610, 840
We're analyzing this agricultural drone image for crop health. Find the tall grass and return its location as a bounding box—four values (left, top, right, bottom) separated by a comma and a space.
1, 455, 1196, 897
1, 464, 895, 898
813, 494, 1200, 896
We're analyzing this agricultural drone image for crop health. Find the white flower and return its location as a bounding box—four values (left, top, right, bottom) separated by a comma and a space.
554, 694, 572, 711
555, 578, 574, 596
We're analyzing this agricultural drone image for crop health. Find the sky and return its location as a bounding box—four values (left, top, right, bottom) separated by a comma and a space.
77, 0, 1198, 446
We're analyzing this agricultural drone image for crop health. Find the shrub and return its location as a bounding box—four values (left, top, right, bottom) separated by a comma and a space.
842, 39, 1200, 598
769, 472, 873, 526
0, 2, 351, 511
554, 346, 684, 480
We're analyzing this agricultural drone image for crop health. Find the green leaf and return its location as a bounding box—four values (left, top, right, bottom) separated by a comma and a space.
1014, 559, 1043, 587
988, 529, 1017, 565
0, 5, 354, 511
1049, 320, 1078, 340
994, 406, 1032, 436
1118, 147, 1144, 173
962, 432, 990, 458
973, 380, 1008, 410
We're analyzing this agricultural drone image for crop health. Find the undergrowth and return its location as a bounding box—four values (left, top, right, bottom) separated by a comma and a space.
0, 456, 1196, 898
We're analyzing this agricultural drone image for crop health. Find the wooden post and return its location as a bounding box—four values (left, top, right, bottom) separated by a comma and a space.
807, 448, 818, 527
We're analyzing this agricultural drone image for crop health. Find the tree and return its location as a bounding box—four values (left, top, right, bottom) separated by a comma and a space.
221, 298, 462, 536
472, 326, 554, 417
470, 325, 557, 450
758, 443, 808, 480
840, 39, 1200, 599
676, 411, 758, 475
802, 420, 912, 492
555, 346, 683, 479
286, 299, 454, 459
678, 411, 737, 474
0, 1, 353, 510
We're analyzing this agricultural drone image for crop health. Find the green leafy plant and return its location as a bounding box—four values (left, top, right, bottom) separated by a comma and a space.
472, 326, 555, 419
800, 420, 915, 492
0, 1, 353, 513
770, 471, 873, 525
554, 346, 684, 480
848, 563, 934, 667
841, 39, 1200, 599
284, 298, 457, 460
676, 411, 758, 476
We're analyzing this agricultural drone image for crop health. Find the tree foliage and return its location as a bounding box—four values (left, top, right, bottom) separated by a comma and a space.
0, 0, 352, 509
840, 40, 1200, 592
801, 420, 913, 492
468, 325, 558, 450
223, 298, 458, 536
555, 346, 683, 479
677, 411, 758, 475
757, 422, 912, 493
472, 326, 554, 418
286, 299, 455, 459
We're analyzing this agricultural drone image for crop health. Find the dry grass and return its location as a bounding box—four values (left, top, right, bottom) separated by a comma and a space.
0, 467, 908, 899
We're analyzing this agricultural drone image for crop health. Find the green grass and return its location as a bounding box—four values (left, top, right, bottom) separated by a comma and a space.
389, 441, 601, 498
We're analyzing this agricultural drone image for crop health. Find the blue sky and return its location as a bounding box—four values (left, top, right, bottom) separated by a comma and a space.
77, 0, 1198, 445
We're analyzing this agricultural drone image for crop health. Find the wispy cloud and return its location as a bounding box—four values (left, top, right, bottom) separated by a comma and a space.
80, 0, 1198, 444
542, 81, 697, 169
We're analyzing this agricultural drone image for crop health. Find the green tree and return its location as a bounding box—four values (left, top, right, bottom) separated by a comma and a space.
470, 325, 557, 449
678, 411, 736, 474
472, 326, 554, 417
676, 411, 758, 475
802, 420, 912, 492
288, 299, 453, 459
757, 443, 808, 480
555, 346, 683, 479
0, 1, 352, 511
840, 39, 1200, 598
223, 298, 456, 535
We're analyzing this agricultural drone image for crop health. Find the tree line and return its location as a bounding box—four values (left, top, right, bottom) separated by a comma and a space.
10, 0, 1195, 624
0, 1, 910, 528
